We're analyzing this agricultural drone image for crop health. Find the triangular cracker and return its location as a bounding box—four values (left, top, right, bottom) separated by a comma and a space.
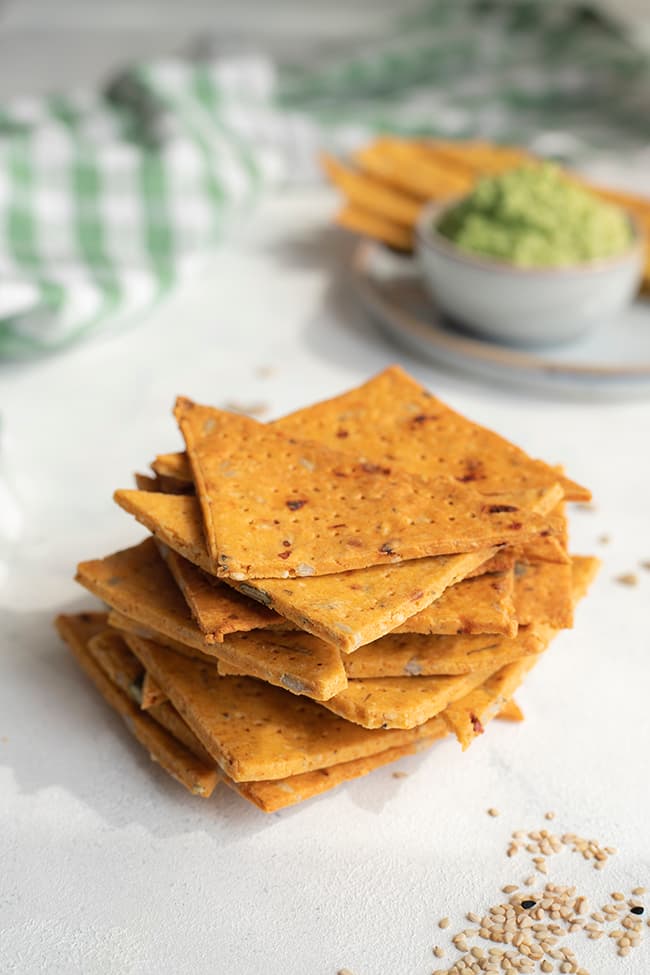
394, 566, 517, 636
76, 539, 348, 700
152, 366, 589, 501
514, 560, 574, 629
123, 634, 454, 782
174, 398, 560, 580
54, 614, 219, 797
112, 489, 557, 652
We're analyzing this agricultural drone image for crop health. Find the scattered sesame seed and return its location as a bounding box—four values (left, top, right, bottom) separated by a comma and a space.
439, 917, 450, 929
392, 770, 408, 779
630, 906, 644, 916
612, 892, 625, 901
598, 533, 611, 544
632, 886, 646, 895
487, 808, 500, 817
544, 811, 555, 821
433, 945, 444, 958
640, 560, 650, 571
502, 885, 519, 894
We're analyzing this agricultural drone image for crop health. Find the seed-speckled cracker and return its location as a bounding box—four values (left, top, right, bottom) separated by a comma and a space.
174, 397, 554, 580
147, 700, 215, 765
112, 489, 557, 652
157, 541, 284, 640
151, 367, 588, 502
76, 539, 348, 700
225, 735, 447, 813
444, 554, 600, 748
140, 671, 166, 710
123, 634, 455, 782
86, 628, 144, 704
394, 566, 517, 636
497, 698, 524, 722
54, 613, 219, 797
514, 560, 574, 629
314, 666, 504, 730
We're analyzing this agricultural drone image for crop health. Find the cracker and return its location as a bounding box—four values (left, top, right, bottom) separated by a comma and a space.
108, 611, 214, 662
336, 203, 414, 251
444, 554, 600, 748
54, 614, 219, 797
226, 736, 447, 813
76, 539, 348, 700
514, 561, 574, 629
140, 671, 166, 710
443, 655, 541, 750
146, 701, 215, 765
322, 153, 422, 228
174, 398, 551, 580
315, 665, 506, 730
157, 541, 283, 640
134, 472, 161, 492
152, 452, 192, 483
276, 365, 589, 500
86, 628, 144, 704
123, 634, 455, 782
393, 566, 517, 636
150, 365, 588, 500
353, 139, 472, 200
114, 489, 497, 652
497, 698, 524, 722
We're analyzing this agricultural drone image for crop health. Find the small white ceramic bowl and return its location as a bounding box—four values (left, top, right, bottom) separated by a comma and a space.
415, 198, 644, 346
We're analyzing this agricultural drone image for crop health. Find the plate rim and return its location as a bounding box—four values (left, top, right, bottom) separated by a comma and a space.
351, 239, 650, 385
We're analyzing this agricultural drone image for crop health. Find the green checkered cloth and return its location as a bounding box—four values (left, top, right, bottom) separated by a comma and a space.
1, 0, 649, 357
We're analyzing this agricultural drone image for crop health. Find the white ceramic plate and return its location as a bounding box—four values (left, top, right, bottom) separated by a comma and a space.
351, 239, 650, 399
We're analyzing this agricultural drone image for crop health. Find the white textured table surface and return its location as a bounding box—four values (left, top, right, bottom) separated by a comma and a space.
1, 191, 650, 975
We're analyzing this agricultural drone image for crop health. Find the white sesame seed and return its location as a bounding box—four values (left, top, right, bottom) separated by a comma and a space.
433, 945, 444, 958
632, 886, 646, 895
439, 917, 450, 929
488, 808, 500, 818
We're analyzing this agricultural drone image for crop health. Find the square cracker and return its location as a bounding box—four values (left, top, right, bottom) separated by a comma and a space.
123, 634, 456, 782
394, 566, 517, 637
54, 613, 219, 797
152, 367, 589, 501
112, 489, 556, 653
76, 538, 348, 701
174, 397, 556, 580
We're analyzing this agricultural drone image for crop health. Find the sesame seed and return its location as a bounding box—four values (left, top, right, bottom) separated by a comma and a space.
615, 572, 638, 586
433, 946, 444, 958
630, 905, 644, 915
488, 808, 500, 817
612, 892, 625, 901
439, 917, 450, 929
632, 886, 646, 895
392, 770, 408, 779
502, 885, 519, 894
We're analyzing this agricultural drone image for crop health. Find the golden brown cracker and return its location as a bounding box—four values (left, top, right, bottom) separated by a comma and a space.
86, 629, 144, 704
149, 365, 588, 501
54, 614, 219, 797
443, 654, 541, 750
318, 667, 496, 730
225, 736, 447, 813
514, 561, 574, 629
336, 203, 414, 251
113, 489, 497, 652
123, 634, 454, 782
322, 152, 422, 228
275, 365, 589, 500
134, 472, 161, 492
353, 139, 472, 200
140, 671, 166, 710
76, 539, 348, 700
496, 698, 524, 722
393, 567, 517, 637
157, 541, 283, 640
174, 397, 549, 580
147, 700, 215, 765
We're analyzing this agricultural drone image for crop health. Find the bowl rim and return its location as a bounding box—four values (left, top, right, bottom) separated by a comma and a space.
415, 196, 645, 277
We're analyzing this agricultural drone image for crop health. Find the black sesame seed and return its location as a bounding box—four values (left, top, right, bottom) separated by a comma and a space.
630, 906, 644, 915
521, 899, 536, 909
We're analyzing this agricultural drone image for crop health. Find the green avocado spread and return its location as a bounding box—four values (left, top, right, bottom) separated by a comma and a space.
437, 163, 632, 267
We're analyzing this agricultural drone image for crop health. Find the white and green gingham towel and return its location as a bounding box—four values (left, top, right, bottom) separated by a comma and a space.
1, 0, 649, 358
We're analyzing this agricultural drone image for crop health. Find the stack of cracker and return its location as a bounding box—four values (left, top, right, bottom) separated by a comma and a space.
56, 366, 599, 812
